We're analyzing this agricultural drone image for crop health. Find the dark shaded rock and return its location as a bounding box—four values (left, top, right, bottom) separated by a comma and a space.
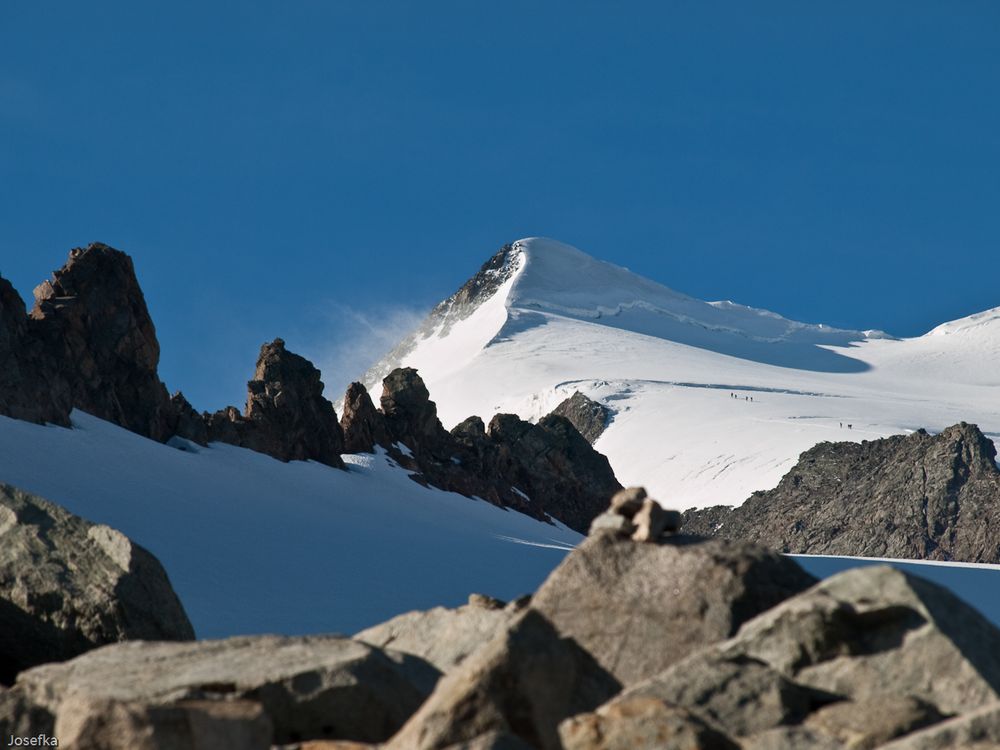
530, 530, 816, 686
341, 381, 390, 453
0, 483, 194, 685
16, 635, 441, 745
387, 610, 621, 750
0, 276, 68, 426
558, 697, 739, 750
487, 412, 622, 533
206, 340, 346, 469
168, 391, 210, 446
547, 391, 611, 444
683, 423, 1000, 563
380, 367, 452, 458
26, 243, 176, 440
242, 339, 345, 467
740, 725, 845, 750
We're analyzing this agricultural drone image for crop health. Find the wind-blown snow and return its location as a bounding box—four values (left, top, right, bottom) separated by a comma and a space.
0, 412, 580, 639
385, 237, 1000, 510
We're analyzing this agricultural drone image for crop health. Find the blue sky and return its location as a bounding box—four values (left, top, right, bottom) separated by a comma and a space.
2, 2, 998, 410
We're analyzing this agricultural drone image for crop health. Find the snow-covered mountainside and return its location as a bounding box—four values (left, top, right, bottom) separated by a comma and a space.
0, 412, 579, 639
364, 238, 1000, 510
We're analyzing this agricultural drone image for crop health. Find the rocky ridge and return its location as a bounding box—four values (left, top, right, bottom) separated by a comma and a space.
683, 422, 1000, 562
1, 244, 619, 529
7, 487, 1000, 749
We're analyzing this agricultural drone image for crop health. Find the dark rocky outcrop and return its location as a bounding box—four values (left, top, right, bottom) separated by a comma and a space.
200, 340, 346, 469
0, 244, 175, 435
243, 339, 345, 467
0, 278, 67, 426
547, 391, 611, 444
380, 367, 453, 459
530, 520, 816, 687
486, 413, 623, 533
8, 635, 440, 745
341, 368, 622, 533
341, 381, 390, 454
0, 483, 194, 685
684, 423, 1000, 563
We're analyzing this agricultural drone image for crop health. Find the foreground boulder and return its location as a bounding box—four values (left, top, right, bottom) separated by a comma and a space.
9, 635, 440, 745
878, 702, 1000, 749
684, 423, 1000, 563
387, 610, 621, 750
559, 697, 739, 750
354, 593, 526, 673
530, 497, 816, 686
596, 565, 1000, 747
0, 483, 194, 685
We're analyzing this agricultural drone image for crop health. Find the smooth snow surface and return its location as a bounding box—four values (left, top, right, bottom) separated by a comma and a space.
0, 412, 580, 638
387, 237, 1000, 509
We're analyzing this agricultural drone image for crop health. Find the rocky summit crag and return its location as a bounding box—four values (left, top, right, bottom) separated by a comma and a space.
684, 422, 1000, 563
8, 487, 1000, 749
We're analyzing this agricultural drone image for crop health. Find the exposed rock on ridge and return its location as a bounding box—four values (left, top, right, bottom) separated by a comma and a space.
350, 367, 622, 533
1, 244, 173, 436
200, 339, 346, 469
683, 423, 1000, 563
548, 391, 612, 444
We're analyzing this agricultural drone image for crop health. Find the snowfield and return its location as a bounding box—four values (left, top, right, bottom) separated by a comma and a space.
379, 237, 1000, 510
0, 412, 580, 639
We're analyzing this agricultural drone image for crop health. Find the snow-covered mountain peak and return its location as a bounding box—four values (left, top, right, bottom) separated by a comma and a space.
358, 237, 1000, 512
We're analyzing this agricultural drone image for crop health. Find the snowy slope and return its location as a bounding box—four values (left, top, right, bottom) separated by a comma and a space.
0, 412, 580, 639
368, 238, 1000, 510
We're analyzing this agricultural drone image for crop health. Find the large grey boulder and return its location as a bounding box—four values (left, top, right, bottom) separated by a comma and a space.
354, 594, 525, 673
0, 483, 194, 684
530, 529, 816, 686
387, 610, 621, 750
13, 634, 441, 745
714, 566, 1000, 715
55, 696, 272, 750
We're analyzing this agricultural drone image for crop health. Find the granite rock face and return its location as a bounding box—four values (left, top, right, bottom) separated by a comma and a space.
354, 594, 526, 674
0, 483, 194, 685
386, 610, 621, 750
9, 635, 440, 745
684, 423, 1000, 563
530, 529, 816, 686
